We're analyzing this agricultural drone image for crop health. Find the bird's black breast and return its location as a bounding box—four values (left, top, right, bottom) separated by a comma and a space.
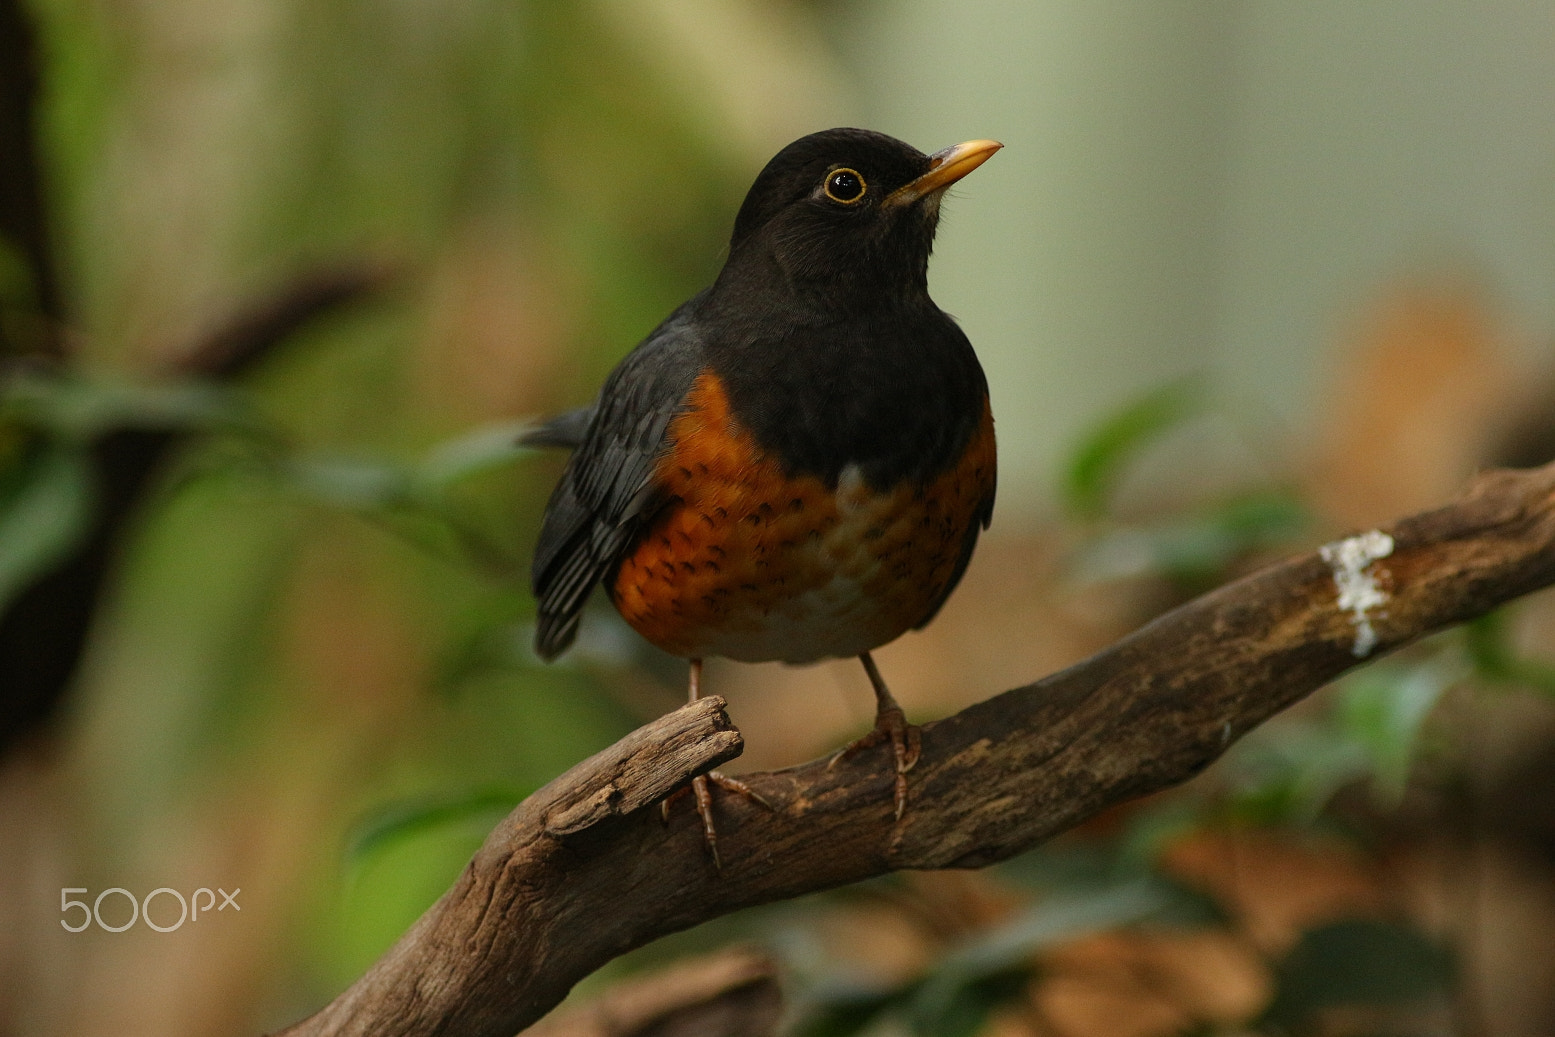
701, 299, 989, 491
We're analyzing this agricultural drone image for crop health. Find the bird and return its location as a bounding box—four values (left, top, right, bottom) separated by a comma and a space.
527, 128, 1000, 865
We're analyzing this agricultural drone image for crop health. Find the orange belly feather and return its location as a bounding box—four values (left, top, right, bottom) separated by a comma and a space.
608, 373, 995, 663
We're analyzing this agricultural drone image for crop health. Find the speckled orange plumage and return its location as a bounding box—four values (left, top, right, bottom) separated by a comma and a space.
610, 372, 995, 663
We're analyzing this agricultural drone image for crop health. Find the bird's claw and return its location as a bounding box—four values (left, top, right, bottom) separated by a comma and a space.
831, 706, 922, 820
659, 769, 775, 871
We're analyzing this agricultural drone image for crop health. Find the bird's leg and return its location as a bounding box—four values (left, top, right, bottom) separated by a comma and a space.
659, 658, 771, 870
829, 651, 922, 820
684, 659, 721, 866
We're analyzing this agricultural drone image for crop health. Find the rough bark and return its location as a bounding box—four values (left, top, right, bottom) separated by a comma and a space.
276, 461, 1555, 1037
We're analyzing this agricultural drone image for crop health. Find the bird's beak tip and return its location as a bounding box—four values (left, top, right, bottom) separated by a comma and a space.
888, 139, 1003, 206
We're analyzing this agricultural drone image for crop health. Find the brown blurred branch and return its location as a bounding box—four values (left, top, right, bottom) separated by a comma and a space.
275, 461, 1555, 1037
162, 261, 395, 380
523, 949, 782, 1037
0, 0, 61, 358
0, 263, 392, 754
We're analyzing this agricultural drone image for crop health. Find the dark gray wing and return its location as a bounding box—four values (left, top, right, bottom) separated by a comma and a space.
531, 301, 707, 660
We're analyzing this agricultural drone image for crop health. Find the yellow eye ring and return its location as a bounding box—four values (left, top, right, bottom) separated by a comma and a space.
823, 167, 867, 204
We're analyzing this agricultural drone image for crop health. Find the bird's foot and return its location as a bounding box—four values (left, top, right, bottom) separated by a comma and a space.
829, 705, 922, 820
659, 770, 774, 871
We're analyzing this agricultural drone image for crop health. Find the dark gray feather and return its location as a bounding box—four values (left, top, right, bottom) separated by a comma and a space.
530, 298, 708, 660
518, 406, 595, 450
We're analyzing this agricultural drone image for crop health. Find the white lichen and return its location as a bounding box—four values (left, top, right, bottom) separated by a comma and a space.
1318, 529, 1395, 658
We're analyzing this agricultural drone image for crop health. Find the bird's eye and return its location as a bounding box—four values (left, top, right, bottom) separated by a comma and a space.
823, 168, 867, 204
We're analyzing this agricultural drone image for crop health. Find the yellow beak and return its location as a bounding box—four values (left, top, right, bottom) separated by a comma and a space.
886, 139, 1003, 206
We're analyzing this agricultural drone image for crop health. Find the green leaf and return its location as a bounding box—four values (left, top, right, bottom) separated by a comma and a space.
413, 418, 535, 490
1213, 488, 1312, 546
279, 448, 527, 578
332, 788, 528, 983
1221, 721, 1374, 825
1464, 610, 1555, 697
283, 454, 414, 512
907, 880, 1175, 1032
1072, 488, 1310, 589
1260, 918, 1452, 1030
908, 966, 1030, 1037
1219, 647, 1459, 822
1337, 658, 1460, 804
0, 437, 95, 611
1063, 378, 1206, 519
347, 787, 526, 864
1, 368, 251, 441
798, 875, 1205, 1037
1113, 800, 1210, 869
999, 844, 1228, 927
792, 983, 906, 1037
949, 881, 1171, 973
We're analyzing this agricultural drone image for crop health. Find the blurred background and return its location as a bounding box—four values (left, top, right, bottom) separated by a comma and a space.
3, 1, 1555, 1035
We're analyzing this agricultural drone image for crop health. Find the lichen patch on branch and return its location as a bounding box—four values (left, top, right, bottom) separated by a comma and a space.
1318, 529, 1395, 657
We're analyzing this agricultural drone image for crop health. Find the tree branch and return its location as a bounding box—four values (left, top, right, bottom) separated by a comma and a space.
0, 0, 61, 360
0, 263, 392, 754
275, 461, 1555, 1037
162, 260, 395, 380
522, 948, 781, 1037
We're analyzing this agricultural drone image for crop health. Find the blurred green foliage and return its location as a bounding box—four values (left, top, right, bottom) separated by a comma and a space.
1465, 609, 1555, 698
794, 869, 1221, 1037
1260, 919, 1453, 1033
0, 433, 92, 610
14, 0, 763, 1014
1062, 378, 1312, 594
1062, 377, 1208, 520
9, 1, 1554, 1031
7, 237, 1544, 1036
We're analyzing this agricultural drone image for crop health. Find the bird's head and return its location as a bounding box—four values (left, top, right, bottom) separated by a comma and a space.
719, 128, 1001, 301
